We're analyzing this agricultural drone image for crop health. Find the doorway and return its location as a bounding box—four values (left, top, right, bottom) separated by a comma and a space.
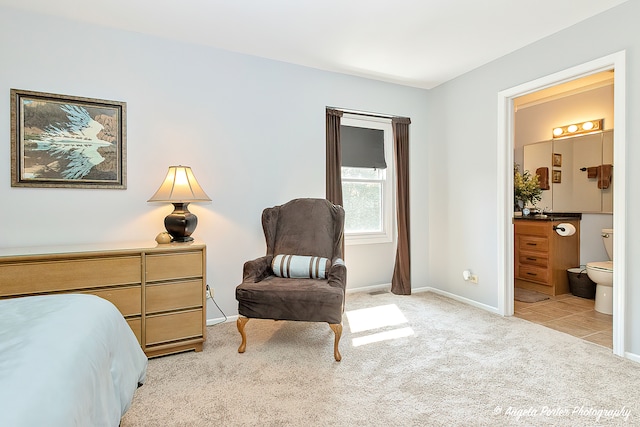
512, 72, 613, 347
496, 52, 627, 357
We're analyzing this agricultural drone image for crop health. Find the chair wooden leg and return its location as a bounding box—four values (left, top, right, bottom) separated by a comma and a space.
329, 323, 342, 361
237, 317, 249, 353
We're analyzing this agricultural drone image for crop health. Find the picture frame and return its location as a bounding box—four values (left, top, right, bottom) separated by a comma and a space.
11, 89, 127, 189
552, 169, 562, 184
552, 153, 562, 167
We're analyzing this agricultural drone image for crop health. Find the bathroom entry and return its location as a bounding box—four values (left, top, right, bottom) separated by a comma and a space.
511, 70, 615, 349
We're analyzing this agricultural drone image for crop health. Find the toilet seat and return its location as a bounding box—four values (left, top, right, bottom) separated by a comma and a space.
586, 261, 613, 273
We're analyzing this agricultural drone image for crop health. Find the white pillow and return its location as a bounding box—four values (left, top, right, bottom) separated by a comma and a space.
272, 254, 330, 279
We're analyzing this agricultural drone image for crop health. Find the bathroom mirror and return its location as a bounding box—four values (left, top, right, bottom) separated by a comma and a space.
523, 129, 613, 213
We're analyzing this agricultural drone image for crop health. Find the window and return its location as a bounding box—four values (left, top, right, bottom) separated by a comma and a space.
341, 114, 394, 245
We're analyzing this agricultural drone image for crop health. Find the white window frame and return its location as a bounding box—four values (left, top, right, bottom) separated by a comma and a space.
341, 114, 395, 245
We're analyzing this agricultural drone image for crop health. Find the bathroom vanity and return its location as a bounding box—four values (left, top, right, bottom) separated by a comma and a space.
514, 214, 581, 296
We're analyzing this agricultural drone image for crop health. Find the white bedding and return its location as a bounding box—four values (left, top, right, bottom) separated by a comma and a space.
0, 294, 148, 427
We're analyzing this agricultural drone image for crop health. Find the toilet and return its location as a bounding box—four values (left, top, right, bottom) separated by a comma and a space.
586, 228, 614, 315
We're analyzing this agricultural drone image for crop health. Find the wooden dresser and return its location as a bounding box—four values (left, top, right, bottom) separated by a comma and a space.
0, 241, 206, 358
514, 218, 580, 296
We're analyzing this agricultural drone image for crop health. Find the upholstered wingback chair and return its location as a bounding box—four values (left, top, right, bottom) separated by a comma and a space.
235, 198, 347, 361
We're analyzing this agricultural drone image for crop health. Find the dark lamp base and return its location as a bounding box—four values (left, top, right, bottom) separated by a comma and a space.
171, 235, 194, 243
164, 202, 198, 243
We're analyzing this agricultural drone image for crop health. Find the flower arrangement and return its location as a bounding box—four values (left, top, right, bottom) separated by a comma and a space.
514, 163, 542, 208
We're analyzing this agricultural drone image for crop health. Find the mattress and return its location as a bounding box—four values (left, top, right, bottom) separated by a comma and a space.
0, 294, 148, 427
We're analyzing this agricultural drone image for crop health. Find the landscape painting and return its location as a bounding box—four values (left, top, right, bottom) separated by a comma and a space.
11, 89, 126, 188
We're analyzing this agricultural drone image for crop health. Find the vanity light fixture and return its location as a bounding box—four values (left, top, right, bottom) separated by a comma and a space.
552, 119, 603, 138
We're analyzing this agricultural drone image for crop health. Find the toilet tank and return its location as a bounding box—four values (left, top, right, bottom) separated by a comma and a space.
602, 228, 614, 260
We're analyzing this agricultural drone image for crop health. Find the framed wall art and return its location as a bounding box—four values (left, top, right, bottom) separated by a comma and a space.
11, 89, 127, 189
552, 153, 562, 167
552, 169, 562, 184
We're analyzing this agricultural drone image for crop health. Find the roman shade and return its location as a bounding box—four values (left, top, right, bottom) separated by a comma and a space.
340, 125, 387, 169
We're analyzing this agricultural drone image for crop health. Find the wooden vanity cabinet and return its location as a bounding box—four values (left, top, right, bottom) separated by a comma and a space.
0, 241, 206, 358
514, 219, 580, 296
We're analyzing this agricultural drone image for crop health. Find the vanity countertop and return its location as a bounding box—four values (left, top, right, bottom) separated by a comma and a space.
513, 212, 582, 221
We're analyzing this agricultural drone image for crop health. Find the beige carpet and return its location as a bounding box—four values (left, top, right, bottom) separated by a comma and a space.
121, 291, 639, 426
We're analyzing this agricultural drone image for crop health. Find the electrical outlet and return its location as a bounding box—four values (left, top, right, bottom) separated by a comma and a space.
470, 274, 479, 284
206, 285, 213, 299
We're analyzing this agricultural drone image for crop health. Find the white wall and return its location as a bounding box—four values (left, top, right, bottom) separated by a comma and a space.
425, 0, 640, 354
0, 6, 429, 319
514, 85, 613, 167
515, 85, 614, 148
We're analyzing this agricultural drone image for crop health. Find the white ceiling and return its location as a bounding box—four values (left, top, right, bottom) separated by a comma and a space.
0, 0, 628, 89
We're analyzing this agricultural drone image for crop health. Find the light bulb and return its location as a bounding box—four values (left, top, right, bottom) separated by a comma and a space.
582, 121, 594, 130
567, 124, 578, 133
553, 128, 564, 136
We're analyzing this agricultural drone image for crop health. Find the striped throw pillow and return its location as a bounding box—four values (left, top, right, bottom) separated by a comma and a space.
272, 254, 330, 279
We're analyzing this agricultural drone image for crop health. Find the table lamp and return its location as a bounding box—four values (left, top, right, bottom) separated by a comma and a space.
148, 165, 211, 242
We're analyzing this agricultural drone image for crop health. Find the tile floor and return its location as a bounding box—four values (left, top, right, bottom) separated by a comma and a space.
514, 291, 613, 349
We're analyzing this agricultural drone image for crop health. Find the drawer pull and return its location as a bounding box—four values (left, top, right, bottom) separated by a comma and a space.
526, 272, 537, 276
526, 257, 537, 261
526, 243, 537, 246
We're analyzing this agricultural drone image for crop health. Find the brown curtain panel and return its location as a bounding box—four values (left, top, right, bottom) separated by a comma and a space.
391, 117, 411, 295
326, 108, 343, 206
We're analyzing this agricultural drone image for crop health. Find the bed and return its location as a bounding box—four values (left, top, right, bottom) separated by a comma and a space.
0, 293, 148, 427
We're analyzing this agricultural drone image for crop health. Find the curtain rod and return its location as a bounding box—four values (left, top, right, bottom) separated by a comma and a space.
326, 106, 395, 120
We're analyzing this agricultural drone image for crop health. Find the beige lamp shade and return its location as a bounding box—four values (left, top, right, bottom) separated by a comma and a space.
148, 165, 211, 203
148, 165, 210, 242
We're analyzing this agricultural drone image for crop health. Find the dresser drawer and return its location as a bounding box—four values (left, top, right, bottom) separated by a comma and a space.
146, 279, 203, 313
145, 309, 203, 345
518, 236, 549, 253
0, 256, 141, 296
518, 252, 548, 268
85, 285, 141, 317
146, 252, 203, 282
517, 265, 550, 285
515, 222, 548, 237
127, 317, 142, 344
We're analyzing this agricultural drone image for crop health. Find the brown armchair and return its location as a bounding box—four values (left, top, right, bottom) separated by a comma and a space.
235, 198, 347, 361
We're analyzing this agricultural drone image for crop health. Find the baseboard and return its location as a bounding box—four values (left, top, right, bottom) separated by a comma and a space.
420, 286, 501, 315
207, 315, 237, 326
624, 351, 640, 363
346, 283, 391, 294
346, 283, 499, 315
